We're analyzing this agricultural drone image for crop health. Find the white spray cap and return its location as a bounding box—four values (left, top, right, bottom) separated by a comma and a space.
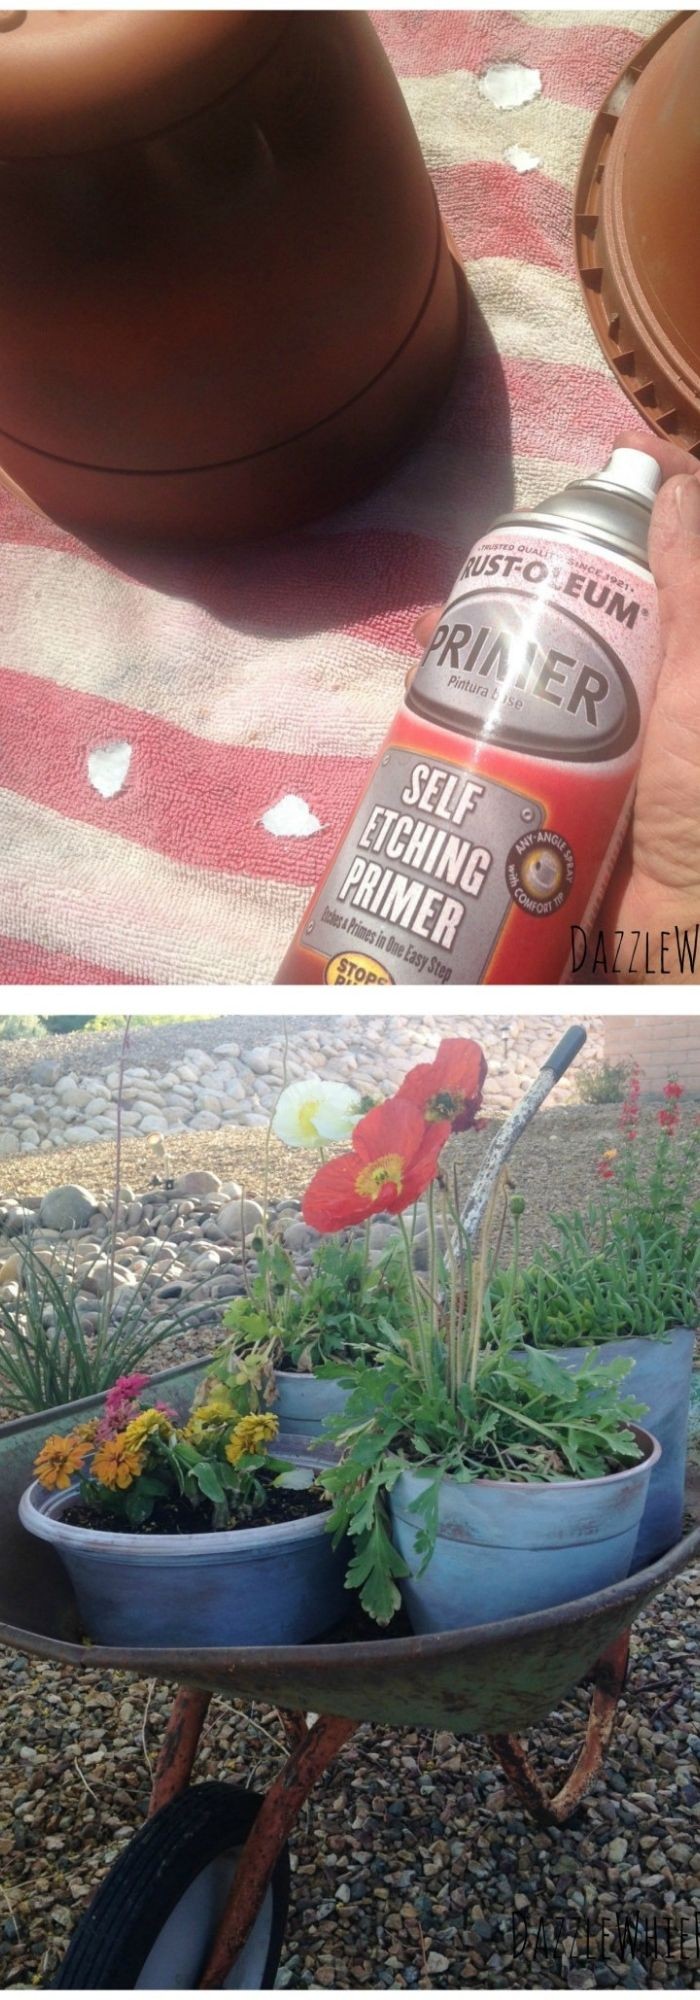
594, 446, 663, 505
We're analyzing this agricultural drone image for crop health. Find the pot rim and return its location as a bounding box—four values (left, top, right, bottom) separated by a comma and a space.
522, 1324, 697, 1350
393, 1423, 661, 1498
19, 1479, 332, 1558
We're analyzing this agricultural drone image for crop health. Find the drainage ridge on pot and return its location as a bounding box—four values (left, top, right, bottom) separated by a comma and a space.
388, 1423, 660, 1636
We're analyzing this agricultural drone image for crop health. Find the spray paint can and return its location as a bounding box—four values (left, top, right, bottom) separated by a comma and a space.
276, 446, 663, 987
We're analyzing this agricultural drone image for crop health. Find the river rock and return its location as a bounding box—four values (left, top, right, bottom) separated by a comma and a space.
174, 1171, 222, 1198
38, 1185, 97, 1230
217, 1197, 264, 1239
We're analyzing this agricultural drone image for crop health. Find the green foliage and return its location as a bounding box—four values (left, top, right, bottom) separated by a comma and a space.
494, 1112, 700, 1347
0, 1238, 215, 1416
320, 1331, 644, 1623
222, 1235, 410, 1375
576, 1062, 629, 1105
0, 1016, 46, 1041
38, 1015, 98, 1036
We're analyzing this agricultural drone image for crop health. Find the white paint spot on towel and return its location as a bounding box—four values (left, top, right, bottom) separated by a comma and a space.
261, 794, 323, 838
503, 143, 541, 173
87, 740, 132, 799
479, 62, 542, 110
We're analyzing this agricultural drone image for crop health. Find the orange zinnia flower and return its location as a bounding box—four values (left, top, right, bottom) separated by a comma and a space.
303, 1098, 448, 1232
396, 1037, 487, 1133
34, 1431, 92, 1492
91, 1434, 145, 1492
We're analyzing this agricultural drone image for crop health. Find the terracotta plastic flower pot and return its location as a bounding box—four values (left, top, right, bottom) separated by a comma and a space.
388, 1425, 660, 1635
19, 1477, 347, 1646
575, 10, 700, 454
0, 9, 465, 541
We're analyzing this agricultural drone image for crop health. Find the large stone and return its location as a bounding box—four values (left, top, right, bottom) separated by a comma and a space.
246, 1046, 276, 1075
283, 1221, 317, 1254
69, 1125, 102, 1144
174, 1171, 222, 1198
38, 1184, 97, 1230
28, 1059, 60, 1085
217, 1197, 264, 1239
0, 1133, 17, 1157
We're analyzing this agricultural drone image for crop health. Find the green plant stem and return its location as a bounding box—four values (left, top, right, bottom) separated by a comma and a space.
398, 1212, 431, 1389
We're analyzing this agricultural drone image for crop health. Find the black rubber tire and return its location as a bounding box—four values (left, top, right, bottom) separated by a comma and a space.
54, 1781, 290, 1990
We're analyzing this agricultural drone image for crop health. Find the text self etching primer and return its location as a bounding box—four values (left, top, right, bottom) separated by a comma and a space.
277, 447, 663, 986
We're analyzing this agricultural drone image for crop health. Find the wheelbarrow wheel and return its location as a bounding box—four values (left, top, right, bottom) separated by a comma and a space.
54, 1780, 290, 1990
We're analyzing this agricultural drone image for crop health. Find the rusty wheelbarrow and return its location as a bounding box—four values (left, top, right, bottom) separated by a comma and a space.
1, 1367, 698, 1989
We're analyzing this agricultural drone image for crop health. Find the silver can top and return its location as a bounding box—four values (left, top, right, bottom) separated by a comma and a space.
500, 444, 664, 569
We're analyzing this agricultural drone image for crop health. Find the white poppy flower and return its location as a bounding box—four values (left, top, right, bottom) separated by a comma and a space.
272, 1076, 362, 1149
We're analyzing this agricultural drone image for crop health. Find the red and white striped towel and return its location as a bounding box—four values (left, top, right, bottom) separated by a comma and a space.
0, 10, 668, 985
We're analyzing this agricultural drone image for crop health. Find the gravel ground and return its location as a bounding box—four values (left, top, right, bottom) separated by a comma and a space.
0, 1016, 324, 1090
0, 1569, 698, 1990
0, 1101, 628, 1258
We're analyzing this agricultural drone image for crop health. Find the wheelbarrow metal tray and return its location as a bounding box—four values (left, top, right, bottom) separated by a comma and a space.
1, 1363, 697, 1738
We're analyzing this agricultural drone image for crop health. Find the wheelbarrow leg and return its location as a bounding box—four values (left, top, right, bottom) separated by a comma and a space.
198, 1711, 357, 1989
148, 1686, 212, 1815
488, 1629, 630, 1827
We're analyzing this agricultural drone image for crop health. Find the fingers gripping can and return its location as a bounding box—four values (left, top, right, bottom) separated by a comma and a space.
277, 447, 663, 987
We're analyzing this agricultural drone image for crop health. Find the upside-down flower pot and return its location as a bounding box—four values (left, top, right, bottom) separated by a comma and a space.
388, 1425, 659, 1635
533, 1329, 695, 1570
0, 9, 465, 540
272, 1370, 351, 1437
19, 1480, 347, 1647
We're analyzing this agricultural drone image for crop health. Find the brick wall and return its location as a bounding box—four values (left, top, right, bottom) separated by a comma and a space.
604, 1018, 700, 1099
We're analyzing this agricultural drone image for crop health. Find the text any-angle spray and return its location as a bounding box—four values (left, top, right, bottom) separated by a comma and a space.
277, 447, 663, 986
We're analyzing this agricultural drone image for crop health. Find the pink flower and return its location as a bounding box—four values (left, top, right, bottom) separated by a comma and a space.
663, 1081, 683, 1101
106, 1373, 150, 1407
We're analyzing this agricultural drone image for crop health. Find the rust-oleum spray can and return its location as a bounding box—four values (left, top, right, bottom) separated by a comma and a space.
276, 446, 663, 987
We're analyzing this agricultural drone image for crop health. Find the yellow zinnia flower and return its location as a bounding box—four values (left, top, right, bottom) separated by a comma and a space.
92, 1434, 145, 1492
34, 1431, 92, 1492
122, 1409, 173, 1449
192, 1397, 236, 1426
225, 1412, 279, 1465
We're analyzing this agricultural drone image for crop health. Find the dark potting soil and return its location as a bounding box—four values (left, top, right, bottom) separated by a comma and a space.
62, 1478, 330, 1537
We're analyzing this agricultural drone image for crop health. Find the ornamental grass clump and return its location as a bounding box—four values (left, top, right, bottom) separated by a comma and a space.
494, 1071, 700, 1347
277, 1038, 646, 1624
32, 1372, 316, 1534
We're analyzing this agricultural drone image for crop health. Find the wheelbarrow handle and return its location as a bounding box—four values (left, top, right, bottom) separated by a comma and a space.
461, 1023, 587, 1245
544, 1023, 587, 1083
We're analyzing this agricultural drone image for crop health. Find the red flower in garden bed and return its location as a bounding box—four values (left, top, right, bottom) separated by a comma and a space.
303, 1098, 448, 1231
397, 1037, 487, 1133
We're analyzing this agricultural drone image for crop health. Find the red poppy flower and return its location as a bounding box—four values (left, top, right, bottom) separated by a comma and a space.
663, 1081, 683, 1101
302, 1098, 448, 1232
396, 1037, 487, 1134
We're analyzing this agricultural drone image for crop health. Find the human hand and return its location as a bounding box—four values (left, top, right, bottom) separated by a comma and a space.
409, 430, 700, 982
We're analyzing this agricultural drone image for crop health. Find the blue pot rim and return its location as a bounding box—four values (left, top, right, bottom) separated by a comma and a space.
393, 1423, 660, 1500
19, 1479, 332, 1558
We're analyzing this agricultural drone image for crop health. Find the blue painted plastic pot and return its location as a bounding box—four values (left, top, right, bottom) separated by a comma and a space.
273, 1370, 351, 1437
19, 1480, 347, 1648
388, 1424, 659, 1635
534, 1329, 695, 1569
